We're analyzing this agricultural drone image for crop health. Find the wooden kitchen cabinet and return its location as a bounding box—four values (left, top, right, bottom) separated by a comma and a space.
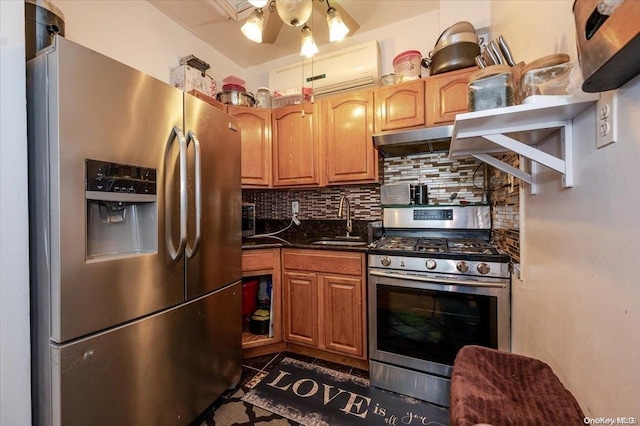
282, 270, 318, 347
375, 79, 426, 132
241, 248, 284, 357
227, 106, 272, 187
282, 249, 367, 360
321, 90, 378, 185
271, 103, 321, 187
322, 274, 365, 356
425, 67, 475, 125
188, 90, 226, 111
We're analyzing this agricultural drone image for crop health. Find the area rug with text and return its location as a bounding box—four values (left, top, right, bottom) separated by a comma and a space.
241, 357, 449, 426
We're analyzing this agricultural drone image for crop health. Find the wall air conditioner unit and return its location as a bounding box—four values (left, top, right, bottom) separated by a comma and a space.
269, 40, 380, 98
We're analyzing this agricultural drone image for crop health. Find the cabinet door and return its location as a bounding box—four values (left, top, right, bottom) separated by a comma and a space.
283, 271, 318, 346
242, 249, 282, 349
272, 103, 321, 187
426, 67, 475, 125
188, 90, 226, 111
323, 91, 378, 184
376, 79, 426, 132
322, 275, 365, 358
228, 106, 272, 187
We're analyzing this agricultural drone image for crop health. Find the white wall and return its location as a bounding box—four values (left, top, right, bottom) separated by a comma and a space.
52, 0, 244, 85
489, 0, 577, 63
0, 1, 31, 425
492, 0, 640, 415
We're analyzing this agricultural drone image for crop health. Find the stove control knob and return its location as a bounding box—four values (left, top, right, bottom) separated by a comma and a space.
456, 261, 469, 273
381, 256, 391, 267
425, 259, 437, 270
477, 263, 491, 275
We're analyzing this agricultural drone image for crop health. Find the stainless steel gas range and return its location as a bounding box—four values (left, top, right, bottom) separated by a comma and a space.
368, 205, 511, 407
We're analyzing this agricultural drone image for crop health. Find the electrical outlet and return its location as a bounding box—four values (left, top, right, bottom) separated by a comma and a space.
292, 201, 299, 215
507, 174, 514, 193
597, 90, 618, 149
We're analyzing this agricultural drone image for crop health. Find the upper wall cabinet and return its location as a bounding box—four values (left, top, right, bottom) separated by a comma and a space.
188, 90, 226, 111
375, 79, 426, 132
227, 106, 272, 188
374, 67, 477, 134
321, 90, 378, 185
272, 103, 321, 188
426, 67, 475, 125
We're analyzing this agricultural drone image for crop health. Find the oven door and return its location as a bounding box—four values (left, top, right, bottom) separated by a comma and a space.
368, 268, 511, 378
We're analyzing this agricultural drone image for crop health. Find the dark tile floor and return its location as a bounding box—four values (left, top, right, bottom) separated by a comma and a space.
193, 352, 369, 426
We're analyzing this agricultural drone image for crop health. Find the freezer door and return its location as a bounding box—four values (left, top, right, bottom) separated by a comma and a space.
28, 37, 186, 342
41, 283, 242, 426
184, 94, 242, 299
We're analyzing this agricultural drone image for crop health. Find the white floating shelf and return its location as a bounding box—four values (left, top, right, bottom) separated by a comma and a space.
450, 95, 600, 194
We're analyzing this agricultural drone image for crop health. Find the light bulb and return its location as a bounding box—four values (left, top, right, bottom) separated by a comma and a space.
300, 24, 319, 57
326, 7, 349, 42
241, 8, 264, 43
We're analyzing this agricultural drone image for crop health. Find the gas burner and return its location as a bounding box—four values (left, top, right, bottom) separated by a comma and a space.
447, 239, 499, 255
375, 236, 418, 251
415, 237, 447, 253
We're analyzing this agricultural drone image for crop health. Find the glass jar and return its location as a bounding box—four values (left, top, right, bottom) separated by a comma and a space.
255, 87, 272, 109
520, 54, 572, 101
468, 65, 514, 112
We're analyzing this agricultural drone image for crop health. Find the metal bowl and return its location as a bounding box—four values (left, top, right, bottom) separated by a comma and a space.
216, 90, 255, 107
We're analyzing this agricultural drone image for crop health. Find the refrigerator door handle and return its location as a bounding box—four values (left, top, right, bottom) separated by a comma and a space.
185, 130, 202, 258
165, 126, 188, 261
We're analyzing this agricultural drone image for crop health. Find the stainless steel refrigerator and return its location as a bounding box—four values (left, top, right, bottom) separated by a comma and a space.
27, 36, 242, 426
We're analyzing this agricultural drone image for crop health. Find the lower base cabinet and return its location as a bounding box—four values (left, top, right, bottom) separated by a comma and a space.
241, 249, 285, 357
282, 249, 367, 360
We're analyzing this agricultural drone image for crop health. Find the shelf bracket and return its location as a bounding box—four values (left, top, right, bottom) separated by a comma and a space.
474, 121, 573, 194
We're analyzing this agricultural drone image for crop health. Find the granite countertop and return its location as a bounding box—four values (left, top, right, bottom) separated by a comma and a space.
242, 219, 375, 253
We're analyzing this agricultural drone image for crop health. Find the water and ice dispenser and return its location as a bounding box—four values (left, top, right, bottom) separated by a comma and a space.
85, 159, 157, 260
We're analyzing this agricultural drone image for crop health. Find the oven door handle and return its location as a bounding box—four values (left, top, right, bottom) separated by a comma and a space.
369, 270, 508, 288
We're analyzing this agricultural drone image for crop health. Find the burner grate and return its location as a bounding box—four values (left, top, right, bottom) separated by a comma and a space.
447, 239, 498, 255
415, 238, 447, 253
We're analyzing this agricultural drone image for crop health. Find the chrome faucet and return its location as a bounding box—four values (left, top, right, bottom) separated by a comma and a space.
338, 195, 352, 237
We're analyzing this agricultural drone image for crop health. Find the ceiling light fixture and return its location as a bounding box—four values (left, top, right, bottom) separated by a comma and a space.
241, 8, 264, 43
300, 24, 319, 57
325, 0, 349, 42
276, 0, 313, 27
240, 0, 351, 51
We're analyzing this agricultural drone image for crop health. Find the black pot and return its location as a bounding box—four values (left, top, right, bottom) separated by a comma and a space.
424, 42, 480, 76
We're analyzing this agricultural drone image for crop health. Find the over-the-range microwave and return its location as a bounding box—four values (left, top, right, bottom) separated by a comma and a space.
242, 203, 255, 237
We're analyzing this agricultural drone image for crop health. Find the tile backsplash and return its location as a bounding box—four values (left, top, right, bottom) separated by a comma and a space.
242, 150, 520, 264
243, 151, 486, 221
489, 154, 520, 264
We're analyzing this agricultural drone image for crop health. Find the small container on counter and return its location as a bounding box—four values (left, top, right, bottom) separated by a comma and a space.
380, 74, 397, 86
393, 50, 422, 83
520, 54, 572, 102
468, 64, 515, 112
255, 87, 272, 109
